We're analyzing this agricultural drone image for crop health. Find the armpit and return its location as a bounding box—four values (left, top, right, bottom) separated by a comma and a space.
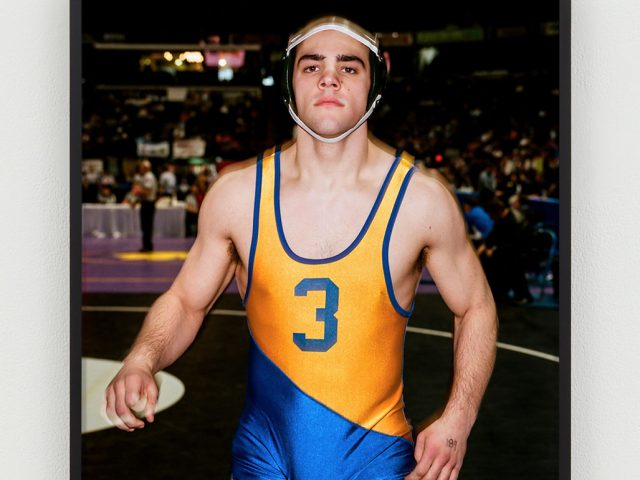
417, 247, 428, 271
227, 241, 240, 263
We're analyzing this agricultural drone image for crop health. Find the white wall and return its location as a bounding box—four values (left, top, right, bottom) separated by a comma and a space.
572, 0, 640, 477
0, 0, 69, 477
0, 0, 638, 477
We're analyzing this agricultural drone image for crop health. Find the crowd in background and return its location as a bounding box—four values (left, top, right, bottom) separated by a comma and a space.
81, 43, 559, 304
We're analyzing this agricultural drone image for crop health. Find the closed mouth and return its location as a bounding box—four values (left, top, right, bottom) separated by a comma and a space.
314, 97, 343, 106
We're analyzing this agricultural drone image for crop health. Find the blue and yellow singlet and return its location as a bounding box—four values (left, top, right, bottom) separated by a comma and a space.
232, 146, 418, 479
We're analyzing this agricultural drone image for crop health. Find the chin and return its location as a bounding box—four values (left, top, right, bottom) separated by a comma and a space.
313, 121, 354, 137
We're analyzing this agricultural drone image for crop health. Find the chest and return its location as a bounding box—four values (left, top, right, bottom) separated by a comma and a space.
278, 186, 375, 259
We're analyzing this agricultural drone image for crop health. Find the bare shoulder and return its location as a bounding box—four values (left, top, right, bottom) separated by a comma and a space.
400, 167, 466, 245
211, 158, 257, 195
198, 157, 258, 237
404, 168, 461, 218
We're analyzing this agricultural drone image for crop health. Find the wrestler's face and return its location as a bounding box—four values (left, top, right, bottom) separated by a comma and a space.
292, 30, 371, 139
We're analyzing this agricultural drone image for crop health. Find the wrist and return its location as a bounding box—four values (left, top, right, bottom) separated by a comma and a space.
439, 404, 477, 436
122, 350, 156, 374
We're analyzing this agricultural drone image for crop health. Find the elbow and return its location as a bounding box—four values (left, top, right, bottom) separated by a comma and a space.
455, 298, 499, 338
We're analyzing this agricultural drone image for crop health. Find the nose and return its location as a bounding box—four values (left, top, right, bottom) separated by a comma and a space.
319, 68, 340, 90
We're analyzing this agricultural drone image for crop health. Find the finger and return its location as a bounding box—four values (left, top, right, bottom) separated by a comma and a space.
435, 464, 453, 480
114, 379, 145, 430
449, 466, 461, 480
104, 386, 131, 431
424, 459, 451, 480
424, 456, 448, 480
124, 375, 143, 409
413, 433, 426, 463
143, 382, 158, 423
124, 374, 150, 424
405, 456, 434, 480
131, 391, 148, 418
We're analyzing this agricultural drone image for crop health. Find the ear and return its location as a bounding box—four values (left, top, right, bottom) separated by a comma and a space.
383, 51, 391, 75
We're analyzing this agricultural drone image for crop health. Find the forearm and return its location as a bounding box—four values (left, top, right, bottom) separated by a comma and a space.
123, 290, 205, 373
407, 302, 496, 480
442, 302, 498, 431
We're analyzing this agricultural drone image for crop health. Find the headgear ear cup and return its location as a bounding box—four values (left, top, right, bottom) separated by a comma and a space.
281, 49, 296, 112
367, 49, 388, 113
282, 16, 388, 143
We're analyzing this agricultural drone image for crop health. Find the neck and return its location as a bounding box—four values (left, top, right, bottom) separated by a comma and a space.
288, 126, 374, 185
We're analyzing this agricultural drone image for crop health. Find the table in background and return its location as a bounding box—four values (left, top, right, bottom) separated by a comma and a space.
82, 203, 186, 238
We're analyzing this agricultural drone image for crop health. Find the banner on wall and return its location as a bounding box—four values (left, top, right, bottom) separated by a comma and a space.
136, 141, 170, 158
173, 138, 206, 159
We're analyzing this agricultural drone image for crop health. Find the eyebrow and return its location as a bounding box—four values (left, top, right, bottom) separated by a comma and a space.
297, 53, 366, 69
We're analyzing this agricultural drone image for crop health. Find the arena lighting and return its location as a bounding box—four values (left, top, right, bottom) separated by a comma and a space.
218, 66, 233, 82
175, 59, 183, 66
163, 51, 173, 61
204, 50, 245, 69
419, 47, 439, 68
262, 76, 275, 87
179, 51, 204, 63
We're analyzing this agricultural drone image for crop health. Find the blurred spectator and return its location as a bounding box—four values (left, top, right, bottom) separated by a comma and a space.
100, 168, 116, 188
122, 179, 141, 206
194, 172, 210, 206
97, 184, 117, 204
202, 165, 217, 186
138, 159, 157, 252
508, 194, 530, 228
158, 163, 177, 199
82, 163, 101, 203
184, 184, 200, 237
176, 177, 190, 201
463, 197, 494, 243
478, 199, 533, 304
477, 162, 498, 196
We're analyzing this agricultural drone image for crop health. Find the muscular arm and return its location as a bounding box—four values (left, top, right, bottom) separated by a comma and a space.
427, 189, 497, 429
104, 166, 254, 431
125, 191, 237, 373
406, 174, 497, 480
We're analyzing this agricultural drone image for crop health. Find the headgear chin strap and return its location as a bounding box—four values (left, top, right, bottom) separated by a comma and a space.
282, 16, 387, 143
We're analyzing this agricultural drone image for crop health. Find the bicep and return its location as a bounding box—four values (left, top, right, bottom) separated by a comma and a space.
170, 231, 236, 316
167, 184, 239, 316
427, 237, 491, 318
424, 188, 492, 318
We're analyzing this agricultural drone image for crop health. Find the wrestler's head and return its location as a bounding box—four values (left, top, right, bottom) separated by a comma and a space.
282, 16, 387, 143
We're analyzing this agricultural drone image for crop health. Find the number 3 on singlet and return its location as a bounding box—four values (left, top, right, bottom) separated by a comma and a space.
293, 278, 339, 352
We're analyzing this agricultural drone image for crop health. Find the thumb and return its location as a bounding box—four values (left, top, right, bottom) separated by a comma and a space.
414, 431, 426, 463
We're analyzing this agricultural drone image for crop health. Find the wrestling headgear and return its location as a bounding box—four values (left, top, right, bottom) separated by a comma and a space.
282, 16, 387, 143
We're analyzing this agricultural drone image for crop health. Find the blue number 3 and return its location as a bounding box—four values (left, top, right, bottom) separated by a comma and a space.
293, 278, 339, 352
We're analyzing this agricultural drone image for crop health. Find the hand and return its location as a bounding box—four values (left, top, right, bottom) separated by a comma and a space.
405, 416, 468, 480
103, 363, 159, 432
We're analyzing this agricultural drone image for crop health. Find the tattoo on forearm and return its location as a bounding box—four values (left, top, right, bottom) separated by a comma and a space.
447, 438, 458, 450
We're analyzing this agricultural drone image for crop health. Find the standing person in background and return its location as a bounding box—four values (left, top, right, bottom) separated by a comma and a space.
158, 162, 177, 199
478, 198, 533, 304
462, 196, 494, 246
138, 159, 157, 252
184, 183, 200, 237
105, 16, 497, 479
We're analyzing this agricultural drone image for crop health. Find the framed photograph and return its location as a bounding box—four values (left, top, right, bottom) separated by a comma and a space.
74, 1, 568, 478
